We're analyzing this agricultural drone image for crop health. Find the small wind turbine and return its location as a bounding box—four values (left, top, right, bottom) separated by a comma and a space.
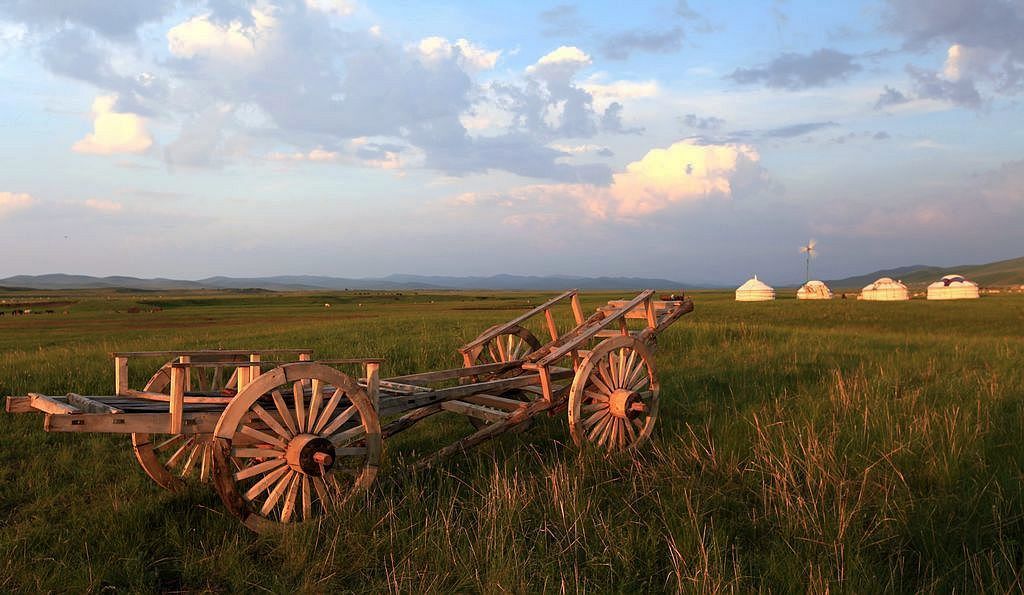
799, 239, 817, 283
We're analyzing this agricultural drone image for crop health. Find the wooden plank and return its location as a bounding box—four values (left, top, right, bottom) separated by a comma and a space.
6, 396, 34, 414
441, 400, 509, 423
122, 389, 233, 404
375, 379, 429, 394
66, 393, 123, 414
457, 289, 577, 353
385, 361, 523, 384
377, 368, 573, 418
461, 393, 526, 412
29, 393, 80, 415
43, 411, 257, 434
111, 349, 315, 358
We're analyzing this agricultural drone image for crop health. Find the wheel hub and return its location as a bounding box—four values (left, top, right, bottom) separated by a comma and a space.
608, 389, 640, 420
285, 434, 336, 476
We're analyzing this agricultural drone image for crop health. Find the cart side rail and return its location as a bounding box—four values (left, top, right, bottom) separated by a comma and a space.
457, 289, 582, 354
524, 289, 656, 368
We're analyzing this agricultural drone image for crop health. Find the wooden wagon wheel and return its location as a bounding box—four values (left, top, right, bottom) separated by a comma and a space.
568, 335, 659, 452
468, 324, 542, 367
211, 362, 381, 532
464, 324, 542, 428
131, 356, 243, 490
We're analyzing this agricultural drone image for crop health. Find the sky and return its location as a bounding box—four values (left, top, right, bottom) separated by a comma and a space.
0, 0, 1022, 286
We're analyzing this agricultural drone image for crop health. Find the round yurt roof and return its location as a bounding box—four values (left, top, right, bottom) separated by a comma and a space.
736, 275, 775, 301
928, 274, 977, 288
862, 277, 907, 291
927, 273, 979, 300
737, 275, 774, 292
797, 280, 832, 299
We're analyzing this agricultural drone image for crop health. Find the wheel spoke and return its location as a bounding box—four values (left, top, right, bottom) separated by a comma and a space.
495, 337, 508, 362
271, 389, 299, 435
239, 424, 287, 450
244, 465, 289, 501
232, 447, 284, 458
280, 472, 302, 523
301, 475, 312, 521
179, 440, 202, 477
252, 404, 293, 440
583, 408, 609, 429
622, 416, 638, 443
312, 476, 331, 510
319, 404, 357, 437
597, 361, 615, 392
588, 414, 611, 441
165, 437, 193, 468
584, 389, 609, 402
596, 415, 615, 447
329, 425, 366, 448
293, 380, 307, 433
234, 457, 286, 481
617, 348, 627, 389
260, 470, 295, 517
200, 442, 211, 482
582, 401, 607, 413
313, 388, 344, 434
307, 379, 324, 432
155, 434, 186, 452
607, 353, 619, 387
622, 350, 639, 387
631, 375, 650, 392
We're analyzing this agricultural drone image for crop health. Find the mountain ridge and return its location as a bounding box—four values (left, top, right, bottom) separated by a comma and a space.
0, 273, 691, 292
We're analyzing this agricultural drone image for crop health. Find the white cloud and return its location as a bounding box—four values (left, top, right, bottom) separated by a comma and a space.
84, 198, 123, 212
531, 46, 591, 69
417, 36, 500, 71
72, 95, 153, 155
305, 0, 356, 16
943, 43, 1001, 81
0, 191, 33, 217
452, 139, 762, 221
581, 78, 659, 100
267, 148, 341, 162
167, 9, 275, 59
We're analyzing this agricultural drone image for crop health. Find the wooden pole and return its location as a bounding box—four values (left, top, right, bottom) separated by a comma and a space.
169, 364, 185, 434
365, 362, 380, 411
179, 354, 192, 391
114, 356, 129, 397
570, 293, 584, 325
249, 353, 261, 387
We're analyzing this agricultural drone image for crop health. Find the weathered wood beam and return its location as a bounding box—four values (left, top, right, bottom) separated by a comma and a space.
66, 393, 123, 414
29, 393, 80, 415
440, 400, 509, 423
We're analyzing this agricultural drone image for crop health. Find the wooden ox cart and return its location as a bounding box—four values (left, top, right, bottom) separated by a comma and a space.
5, 290, 693, 532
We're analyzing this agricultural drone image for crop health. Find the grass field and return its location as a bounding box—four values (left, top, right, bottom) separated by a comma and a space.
1, 289, 1022, 592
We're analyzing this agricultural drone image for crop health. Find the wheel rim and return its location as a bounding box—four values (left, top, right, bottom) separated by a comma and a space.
470, 324, 542, 367
465, 324, 542, 428
132, 356, 244, 490
212, 363, 381, 532
568, 336, 659, 452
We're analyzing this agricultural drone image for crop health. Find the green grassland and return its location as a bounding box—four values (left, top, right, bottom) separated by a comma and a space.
1, 289, 1022, 592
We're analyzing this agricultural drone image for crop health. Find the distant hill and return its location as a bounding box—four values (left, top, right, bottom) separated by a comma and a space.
827, 256, 1024, 288
0, 273, 690, 292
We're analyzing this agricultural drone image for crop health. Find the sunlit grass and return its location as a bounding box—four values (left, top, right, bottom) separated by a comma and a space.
1, 290, 1022, 591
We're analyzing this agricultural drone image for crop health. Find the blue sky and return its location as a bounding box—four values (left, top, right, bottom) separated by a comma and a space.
0, 0, 1021, 285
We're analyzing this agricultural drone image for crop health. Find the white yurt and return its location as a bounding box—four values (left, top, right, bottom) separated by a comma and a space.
860, 277, 910, 301
797, 280, 833, 300
736, 275, 775, 301
927, 274, 979, 300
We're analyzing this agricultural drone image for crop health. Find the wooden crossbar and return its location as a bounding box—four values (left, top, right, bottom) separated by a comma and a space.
526, 290, 655, 368
458, 289, 577, 353
111, 349, 314, 358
